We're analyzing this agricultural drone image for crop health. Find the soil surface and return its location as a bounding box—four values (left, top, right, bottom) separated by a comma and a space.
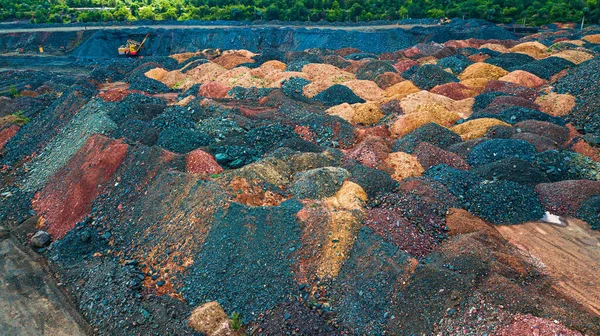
0, 237, 91, 335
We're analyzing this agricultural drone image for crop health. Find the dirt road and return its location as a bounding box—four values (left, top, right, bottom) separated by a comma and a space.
0, 23, 432, 34
0, 237, 91, 335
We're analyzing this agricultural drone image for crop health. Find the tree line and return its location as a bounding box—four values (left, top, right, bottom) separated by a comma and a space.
0, 0, 598, 26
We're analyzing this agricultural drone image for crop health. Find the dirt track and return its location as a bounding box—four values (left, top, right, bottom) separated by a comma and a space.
0, 23, 432, 34
0, 238, 91, 335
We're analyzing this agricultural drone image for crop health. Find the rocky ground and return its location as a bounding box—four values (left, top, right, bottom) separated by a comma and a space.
0, 21, 600, 335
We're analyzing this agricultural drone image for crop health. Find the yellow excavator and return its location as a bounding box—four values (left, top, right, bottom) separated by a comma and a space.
118, 33, 150, 57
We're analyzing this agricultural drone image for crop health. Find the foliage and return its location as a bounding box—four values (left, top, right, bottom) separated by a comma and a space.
0, 0, 597, 25
11, 111, 30, 126
229, 311, 242, 331
8, 85, 18, 97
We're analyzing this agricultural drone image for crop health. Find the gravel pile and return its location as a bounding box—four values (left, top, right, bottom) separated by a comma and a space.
470, 106, 566, 125
437, 55, 473, 73
555, 56, 600, 135
511, 57, 575, 79
392, 122, 462, 153
467, 138, 537, 166
485, 53, 536, 70
464, 180, 545, 224
156, 127, 212, 154
313, 84, 365, 106
424, 164, 483, 200
577, 196, 600, 230
402, 64, 459, 90
355, 60, 397, 80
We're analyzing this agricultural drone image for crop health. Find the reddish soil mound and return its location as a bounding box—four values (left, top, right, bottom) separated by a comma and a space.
0, 125, 19, 151
186, 149, 223, 175
430, 82, 479, 100
345, 136, 389, 168
198, 82, 231, 98
98, 88, 148, 102
365, 208, 437, 257
483, 80, 538, 101
374, 72, 403, 89
32, 135, 128, 238
495, 314, 582, 336
212, 54, 254, 69
393, 59, 419, 73
536, 180, 600, 216
413, 142, 470, 170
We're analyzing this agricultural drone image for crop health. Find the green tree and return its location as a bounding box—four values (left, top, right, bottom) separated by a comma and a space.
349, 3, 364, 21
265, 4, 280, 20
138, 6, 156, 20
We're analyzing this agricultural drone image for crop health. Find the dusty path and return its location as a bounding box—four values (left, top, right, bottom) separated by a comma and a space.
0, 237, 91, 335
0, 23, 432, 34
497, 219, 600, 316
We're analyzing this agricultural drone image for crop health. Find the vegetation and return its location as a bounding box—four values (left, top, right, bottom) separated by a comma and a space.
8, 85, 18, 98
229, 311, 242, 331
0, 0, 598, 25
11, 111, 30, 126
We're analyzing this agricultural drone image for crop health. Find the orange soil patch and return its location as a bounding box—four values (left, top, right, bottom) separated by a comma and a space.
336, 47, 362, 56
351, 102, 384, 125
222, 49, 256, 58
384, 152, 424, 181
19, 90, 39, 98
583, 34, 600, 44
479, 43, 509, 53
535, 92, 575, 116
302, 63, 355, 82
498, 70, 546, 88
382, 80, 421, 102
400, 90, 474, 118
214, 67, 267, 88
468, 53, 490, 63
459, 63, 509, 81
176, 95, 195, 106
294, 125, 316, 143
446, 208, 499, 236
170, 51, 203, 63
229, 177, 286, 207
417, 56, 438, 65
294, 182, 367, 283
325, 103, 355, 123
185, 63, 228, 83
496, 219, 600, 316
451, 118, 511, 140
301, 64, 356, 98
211, 54, 254, 69
32, 135, 129, 238
160, 70, 189, 88
390, 105, 461, 137
145, 68, 168, 81
552, 50, 594, 64
249, 60, 287, 78
342, 80, 384, 101
460, 77, 491, 90
0, 125, 19, 151
510, 41, 550, 59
